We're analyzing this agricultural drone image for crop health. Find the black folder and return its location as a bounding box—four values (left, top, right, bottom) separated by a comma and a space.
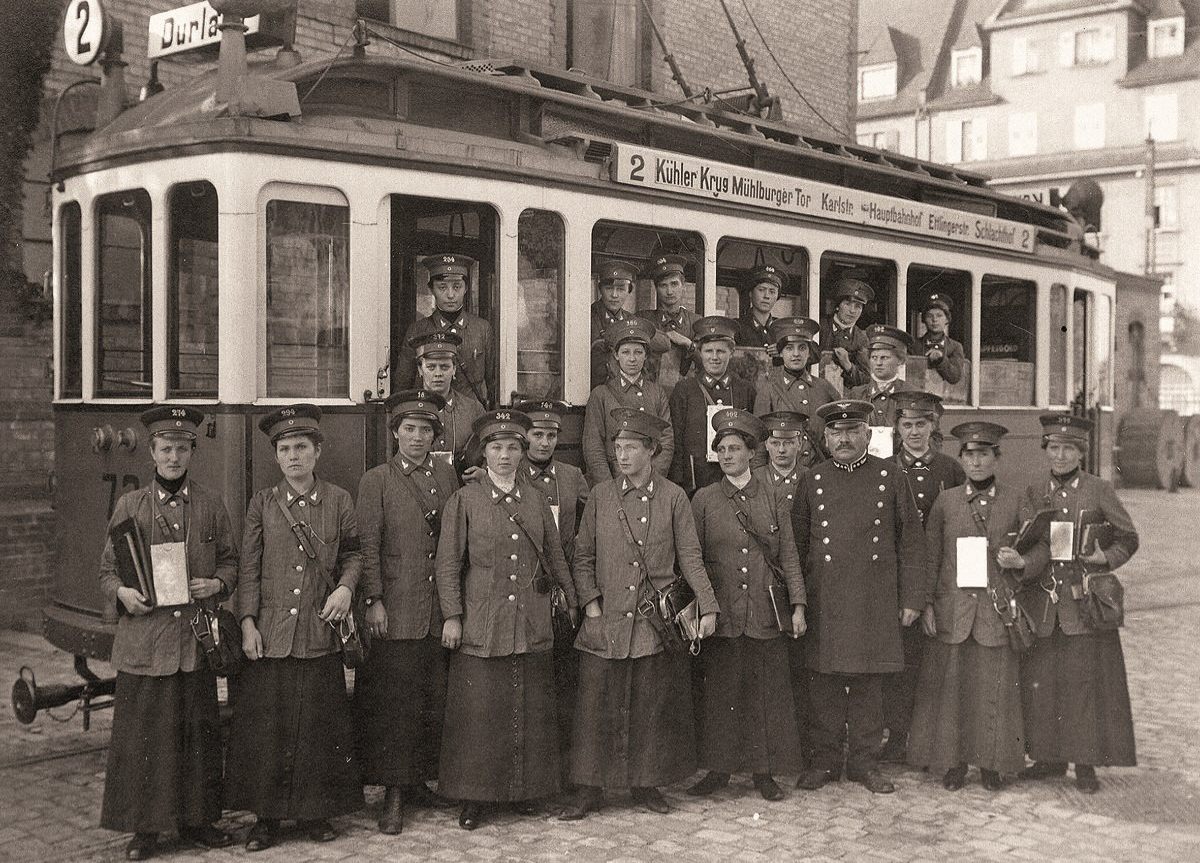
109, 517, 155, 606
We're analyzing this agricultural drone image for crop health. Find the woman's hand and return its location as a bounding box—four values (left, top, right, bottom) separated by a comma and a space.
189, 577, 222, 600
117, 586, 151, 616
461, 465, 487, 484
698, 612, 718, 639
899, 608, 921, 627
441, 617, 463, 650
996, 546, 1026, 569
318, 585, 353, 622
241, 618, 263, 660
365, 602, 388, 639
790, 604, 807, 638
921, 604, 937, 638
584, 599, 602, 619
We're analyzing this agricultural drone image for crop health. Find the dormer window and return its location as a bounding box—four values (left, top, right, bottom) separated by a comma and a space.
1149, 17, 1185, 59
859, 63, 898, 100
951, 47, 982, 87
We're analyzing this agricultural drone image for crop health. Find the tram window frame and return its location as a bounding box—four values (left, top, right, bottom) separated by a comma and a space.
979, 274, 1037, 407
168, 182, 219, 399
264, 197, 351, 399
591, 220, 705, 315
59, 202, 82, 399
906, 263, 971, 405
1095, 293, 1113, 407
95, 190, 153, 398
818, 251, 897, 330
1048, 283, 1069, 406
714, 238, 809, 321
516, 208, 565, 400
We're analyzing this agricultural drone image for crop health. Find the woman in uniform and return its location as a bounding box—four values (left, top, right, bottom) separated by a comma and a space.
907, 422, 1046, 791
1018, 414, 1139, 794
435, 409, 578, 830
227, 405, 363, 851
98, 406, 237, 861
689, 409, 806, 801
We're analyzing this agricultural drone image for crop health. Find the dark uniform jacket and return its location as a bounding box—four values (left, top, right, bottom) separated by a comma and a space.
639, 307, 700, 389
1018, 471, 1139, 638
753, 366, 840, 419
791, 455, 927, 674
819, 319, 870, 389
752, 463, 808, 513
590, 301, 634, 389
581, 376, 674, 483
572, 473, 718, 660
435, 475, 575, 658
99, 479, 238, 676
917, 332, 966, 385
433, 393, 486, 466
735, 311, 778, 349
398, 309, 493, 405
692, 476, 805, 640
847, 378, 916, 427
238, 478, 362, 659
895, 447, 966, 523
356, 454, 460, 640
668, 372, 756, 494
526, 458, 589, 563
926, 482, 1050, 647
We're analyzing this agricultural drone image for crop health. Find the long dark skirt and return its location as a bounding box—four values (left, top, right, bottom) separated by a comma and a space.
553, 636, 579, 778
225, 654, 363, 820
570, 650, 697, 789
907, 639, 1025, 774
354, 636, 447, 786
101, 670, 222, 834
882, 624, 926, 740
438, 651, 560, 802
698, 636, 801, 775
786, 636, 813, 764
1021, 626, 1136, 766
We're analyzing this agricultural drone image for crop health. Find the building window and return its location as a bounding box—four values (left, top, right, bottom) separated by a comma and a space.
1060, 26, 1114, 66
1149, 17, 1184, 59
856, 129, 898, 150
946, 117, 987, 162
951, 47, 982, 87
1145, 92, 1179, 142
568, 0, 647, 87
1011, 36, 1040, 75
1073, 102, 1105, 150
59, 203, 82, 399
358, 0, 461, 42
858, 63, 897, 100
1154, 185, 1178, 232
168, 182, 219, 398
96, 190, 153, 397
1008, 112, 1037, 157
516, 210, 564, 399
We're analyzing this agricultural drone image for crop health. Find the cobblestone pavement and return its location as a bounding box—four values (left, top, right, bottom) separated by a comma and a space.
2, 488, 1198, 863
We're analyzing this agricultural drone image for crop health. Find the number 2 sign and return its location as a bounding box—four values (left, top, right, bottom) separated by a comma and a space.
64, 0, 109, 66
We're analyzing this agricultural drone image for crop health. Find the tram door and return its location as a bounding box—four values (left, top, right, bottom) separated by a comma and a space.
389, 195, 499, 406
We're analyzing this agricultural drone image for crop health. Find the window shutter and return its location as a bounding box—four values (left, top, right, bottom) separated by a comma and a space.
1098, 26, 1115, 62
946, 119, 963, 162
970, 120, 988, 161
1059, 31, 1075, 66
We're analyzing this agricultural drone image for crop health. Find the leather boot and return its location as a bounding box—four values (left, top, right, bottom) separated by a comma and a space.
558, 786, 601, 821
753, 773, 785, 801
459, 802, 485, 830
1020, 760, 1067, 780
631, 786, 670, 814
1075, 764, 1100, 794
942, 763, 968, 791
125, 833, 157, 861
378, 786, 404, 834
687, 771, 730, 796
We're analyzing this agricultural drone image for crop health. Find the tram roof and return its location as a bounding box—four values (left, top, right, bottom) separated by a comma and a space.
60, 52, 1079, 242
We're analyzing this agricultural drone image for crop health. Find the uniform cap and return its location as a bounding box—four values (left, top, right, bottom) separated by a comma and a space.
747, 264, 786, 291
605, 315, 657, 349
609, 407, 669, 442
951, 421, 1008, 449
922, 293, 953, 315
473, 409, 532, 444
422, 253, 474, 280
384, 389, 446, 432
596, 259, 640, 288
865, 323, 913, 355
832, 277, 875, 304
259, 404, 322, 442
409, 330, 462, 359
815, 399, 873, 428
761, 410, 809, 437
645, 253, 690, 283
691, 315, 739, 345
1039, 412, 1092, 446
710, 408, 766, 447
141, 405, 205, 440
513, 399, 568, 430
890, 390, 944, 419
768, 316, 820, 360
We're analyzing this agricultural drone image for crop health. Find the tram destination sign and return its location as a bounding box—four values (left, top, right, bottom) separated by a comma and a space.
612, 144, 1036, 254
147, 2, 285, 60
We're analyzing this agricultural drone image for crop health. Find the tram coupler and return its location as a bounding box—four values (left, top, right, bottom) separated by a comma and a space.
11, 656, 116, 729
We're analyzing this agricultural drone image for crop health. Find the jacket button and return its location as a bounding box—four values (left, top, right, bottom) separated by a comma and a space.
626, 611, 634, 618
874, 519, 881, 526
740, 566, 748, 573
298, 500, 305, 507
173, 610, 181, 618
293, 588, 300, 595
821, 521, 828, 528
879, 485, 886, 491
628, 584, 636, 590
289, 608, 298, 615
918, 492, 925, 499
824, 554, 832, 562
877, 501, 884, 508
427, 551, 435, 559
428, 531, 434, 537
169, 500, 178, 507
509, 553, 518, 561
511, 534, 519, 540
295, 565, 303, 572
740, 583, 748, 590
741, 548, 748, 554
822, 537, 830, 545
510, 574, 517, 581
632, 561, 640, 568
872, 554, 879, 561
640, 516, 647, 523
428, 576, 433, 582
872, 536, 879, 543
916, 475, 925, 482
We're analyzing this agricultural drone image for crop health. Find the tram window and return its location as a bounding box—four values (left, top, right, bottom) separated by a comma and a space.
265, 200, 350, 398
906, 264, 971, 405
1095, 295, 1112, 406
389, 195, 498, 405
96, 190, 152, 397
516, 209, 564, 399
168, 183, 219, 398
59, 202, 82, 398
979, 275, 1036, 406
1049, 283, 1069, 405
819, 252, 897, 328
1072, 290, 1087, 406
715, 238, 808, 319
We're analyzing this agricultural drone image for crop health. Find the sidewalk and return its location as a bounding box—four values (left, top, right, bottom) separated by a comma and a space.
0, 488, 1197, 863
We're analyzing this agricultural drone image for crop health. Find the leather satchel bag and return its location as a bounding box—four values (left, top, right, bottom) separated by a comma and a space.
191, 605, 244, 677
657, 576, 701, 654
1081, 571, 1124, 630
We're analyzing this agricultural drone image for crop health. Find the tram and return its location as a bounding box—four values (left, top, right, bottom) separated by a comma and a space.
19, 10, 1121, 720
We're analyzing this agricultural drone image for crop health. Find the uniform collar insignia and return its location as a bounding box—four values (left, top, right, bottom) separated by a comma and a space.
620, 476, 655, 497
702, 374, 730, 389
833, 452, 869, 472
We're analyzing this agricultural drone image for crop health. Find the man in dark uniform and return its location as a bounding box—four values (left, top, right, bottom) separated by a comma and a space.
669, 315, 756, 495
410, 331, 485, 471
735, 265, 784, 349
638, 254, 700, 392
754, 317, 840, 423
819, 277, 873, 390
847, 324, 915, 433
397, 253, 493, 405
355, 390, 460, 834
916, 293, 966, 386
793, 400, 926, 795
99, 406, 238, 861
514, 398, 591, 784
561, 408, 718, 819
879, 390, 966, 765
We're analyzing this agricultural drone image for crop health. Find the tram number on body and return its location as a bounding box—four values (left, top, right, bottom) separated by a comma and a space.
63, 0, 109, 66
